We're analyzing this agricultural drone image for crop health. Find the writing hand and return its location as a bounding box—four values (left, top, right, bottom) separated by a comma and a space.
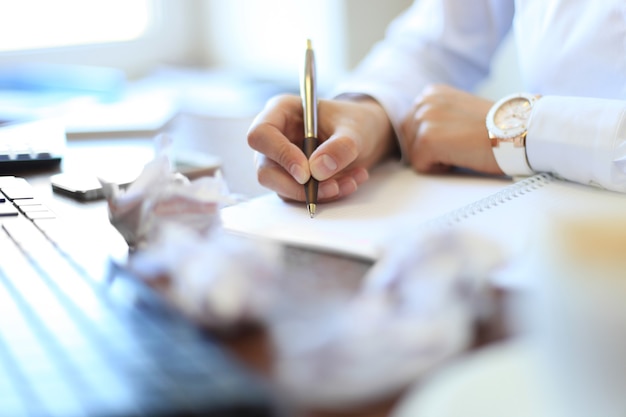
247, 94, 396, 203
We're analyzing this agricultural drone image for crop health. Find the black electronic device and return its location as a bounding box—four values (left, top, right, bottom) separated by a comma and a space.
0, 119, 66, 173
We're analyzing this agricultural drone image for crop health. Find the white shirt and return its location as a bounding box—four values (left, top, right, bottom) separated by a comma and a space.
335, 0, 626, 192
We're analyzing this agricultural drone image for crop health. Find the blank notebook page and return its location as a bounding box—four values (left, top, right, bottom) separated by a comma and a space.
221, 162, 510, 260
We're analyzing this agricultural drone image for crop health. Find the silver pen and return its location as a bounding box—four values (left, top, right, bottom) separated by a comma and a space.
301, 39, 319, 218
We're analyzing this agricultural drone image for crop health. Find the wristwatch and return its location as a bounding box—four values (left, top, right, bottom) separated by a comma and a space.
486, 92, 539, 176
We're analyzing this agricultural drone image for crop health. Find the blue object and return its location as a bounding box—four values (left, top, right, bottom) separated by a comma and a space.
0, 63, 126, 101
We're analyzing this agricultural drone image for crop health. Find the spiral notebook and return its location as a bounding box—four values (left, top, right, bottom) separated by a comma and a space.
221, 162, 511, 260
445, 173, 626, 260
222, 160, 626, 260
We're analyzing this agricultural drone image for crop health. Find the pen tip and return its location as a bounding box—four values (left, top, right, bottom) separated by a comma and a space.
306, 39, 312, 49
307, 203, 316, 218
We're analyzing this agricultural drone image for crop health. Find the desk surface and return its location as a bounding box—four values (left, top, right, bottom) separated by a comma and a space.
17, 131, 405, 416
16, 128, 510, 417
22, 109, 622, 415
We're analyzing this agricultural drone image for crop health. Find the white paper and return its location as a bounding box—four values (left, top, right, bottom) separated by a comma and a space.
221, 162, 511, 260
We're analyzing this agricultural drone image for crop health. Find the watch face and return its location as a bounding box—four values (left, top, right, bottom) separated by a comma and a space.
494, 97, 531, 137
487, 93, 538, 139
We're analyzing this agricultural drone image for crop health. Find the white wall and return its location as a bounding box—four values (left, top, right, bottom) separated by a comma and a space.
340, 0, 414, 70
199, 0, 521, 98
199, 0, 415, 92
201, 0, 349, 92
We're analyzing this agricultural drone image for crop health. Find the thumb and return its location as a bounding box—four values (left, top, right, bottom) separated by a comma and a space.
309, 131, 360, 181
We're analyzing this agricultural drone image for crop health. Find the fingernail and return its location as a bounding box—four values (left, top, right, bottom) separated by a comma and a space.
312, 154, 338, 179
318, 181, 339, 199
354, 169, 369, 184
338, 178, 358, 197
290, 164, 308, 184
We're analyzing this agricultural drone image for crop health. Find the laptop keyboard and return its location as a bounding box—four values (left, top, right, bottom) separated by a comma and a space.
0, 119, 65, 173
0, 176, 278, 417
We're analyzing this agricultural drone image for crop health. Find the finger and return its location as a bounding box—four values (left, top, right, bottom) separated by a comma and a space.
402, 97, 452, 173
257, 155, 308, 200
403, 105, 428, 147
335, 167, 369, 199
308, 129, 360, 181
251, 123, 310, 184
311, 167, 368, 203
400, 103, 419, 151
258, 155, 343, 202
247, 96, 310, 184
263, 163, 369, 205
248, 94, 304, 142
408, 122, 454, 173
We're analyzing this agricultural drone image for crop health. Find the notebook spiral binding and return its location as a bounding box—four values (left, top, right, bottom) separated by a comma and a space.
427, 173, 555, 230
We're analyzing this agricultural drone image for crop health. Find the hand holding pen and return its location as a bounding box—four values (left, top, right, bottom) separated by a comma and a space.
246, 47, 395, 206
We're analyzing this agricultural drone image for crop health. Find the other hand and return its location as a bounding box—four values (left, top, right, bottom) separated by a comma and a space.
400, 84, 502, 175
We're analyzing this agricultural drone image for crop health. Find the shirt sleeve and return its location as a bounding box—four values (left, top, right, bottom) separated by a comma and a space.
527, 96, 626, 193
332, 0, 515, 145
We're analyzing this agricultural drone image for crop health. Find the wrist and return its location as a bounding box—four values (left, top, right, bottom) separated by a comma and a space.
486, 93, 540, 177
336, 93, 399, 162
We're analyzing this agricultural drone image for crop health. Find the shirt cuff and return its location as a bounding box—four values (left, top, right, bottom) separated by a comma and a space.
527, 96, 626, 192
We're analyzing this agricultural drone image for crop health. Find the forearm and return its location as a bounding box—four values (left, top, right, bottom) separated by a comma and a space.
332, 0, 513, 156
527, 96, 626, 193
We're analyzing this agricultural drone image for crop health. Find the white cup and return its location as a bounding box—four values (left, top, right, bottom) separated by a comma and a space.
525, 210, 626, 417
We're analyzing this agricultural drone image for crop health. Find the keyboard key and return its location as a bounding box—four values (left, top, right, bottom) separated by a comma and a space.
0, 176, 17, 186
0, 202, 18, 216
0, 180, 34, 201
13, 198, 44, 207
16, 204, 49, 213
14, 154, 33, 161
24, 210, 56, 220
2, 216, 43, 244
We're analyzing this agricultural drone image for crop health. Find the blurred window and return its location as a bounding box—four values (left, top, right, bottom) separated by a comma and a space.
0, 0, 153, 52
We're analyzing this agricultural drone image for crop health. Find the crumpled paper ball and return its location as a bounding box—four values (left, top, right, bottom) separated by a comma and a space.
128, 223, 283, 329
269, 227, 505, 409
101, 153, 231, 248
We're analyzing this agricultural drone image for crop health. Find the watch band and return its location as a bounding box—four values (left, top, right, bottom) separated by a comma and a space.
491, 136, 534, 176
487, 92, 539, 177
